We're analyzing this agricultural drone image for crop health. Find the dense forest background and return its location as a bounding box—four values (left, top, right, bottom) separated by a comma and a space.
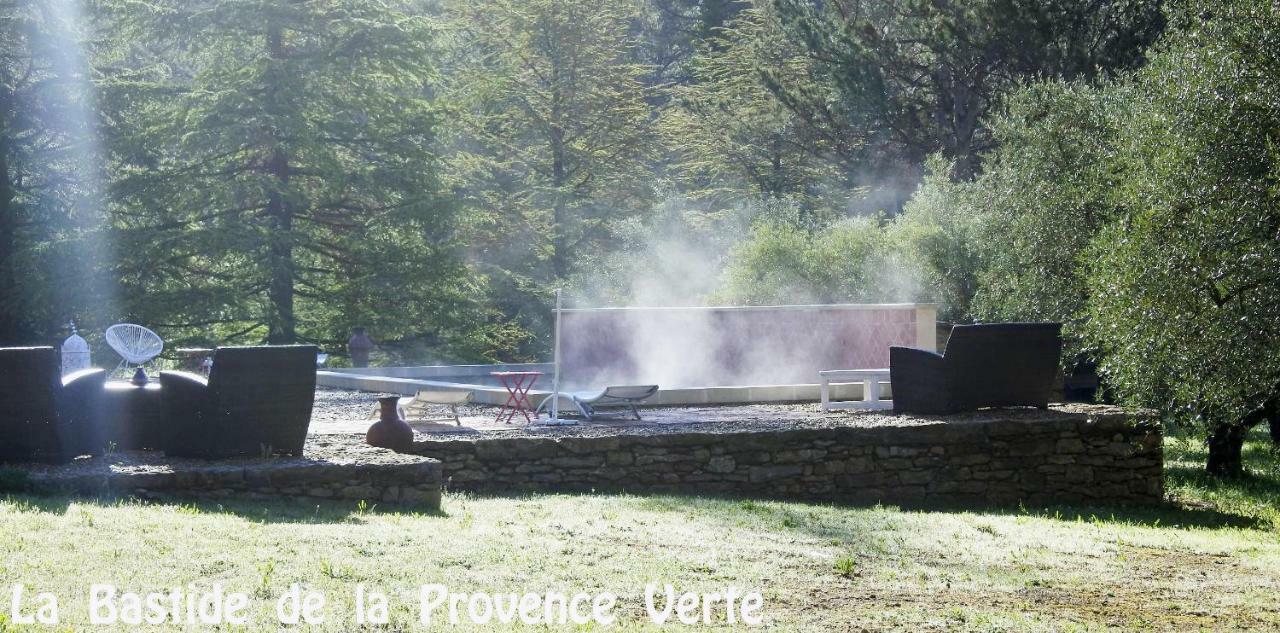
2, 0, 1278, 473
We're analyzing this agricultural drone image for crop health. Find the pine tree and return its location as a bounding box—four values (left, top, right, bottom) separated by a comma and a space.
660, 4, 841, 211
102, 0, 472, 353
440, 0, 657, 283
0, 0, 115, 344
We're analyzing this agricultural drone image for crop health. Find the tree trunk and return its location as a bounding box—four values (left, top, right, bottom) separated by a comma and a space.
0, 108, 21, 345
550, 135, 568, 281
1206, 422, 1247, 478
1270, 414, 1280, 446
264, 23, 295, 344
265, 148, 294, 344
1206, 393, 1280, 476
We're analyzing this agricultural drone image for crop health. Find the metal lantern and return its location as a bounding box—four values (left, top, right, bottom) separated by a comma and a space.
61, 322, 91, 375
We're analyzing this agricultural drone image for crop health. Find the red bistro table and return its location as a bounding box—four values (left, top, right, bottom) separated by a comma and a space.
491, 371, 543, 424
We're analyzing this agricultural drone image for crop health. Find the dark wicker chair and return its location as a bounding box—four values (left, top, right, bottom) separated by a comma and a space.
890, 323, 1062, 415
160, 345, 318, 458
0, 347, 106, 463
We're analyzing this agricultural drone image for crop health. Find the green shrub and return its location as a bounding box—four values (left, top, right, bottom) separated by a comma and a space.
968, 80, 1128, 363
717, 213, 930, 307
0, 468, 30, 493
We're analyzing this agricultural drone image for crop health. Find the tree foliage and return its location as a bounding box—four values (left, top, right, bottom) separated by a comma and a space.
968, 80, 1128, 361
1086, 0, 1280, 476
100, 0, 482, 358
440, 0, 656, 281
717, 202, 933, 307
660, 5, 842, 210
890, 155, 984, 323
0, 0, 115, 345
771, 0, 1163, 195
438, 0, 658, 358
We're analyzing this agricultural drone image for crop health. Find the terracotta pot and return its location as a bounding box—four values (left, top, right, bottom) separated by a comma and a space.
366, 396, 413, 451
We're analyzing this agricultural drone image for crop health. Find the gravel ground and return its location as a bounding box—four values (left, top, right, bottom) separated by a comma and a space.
311, 388, 1107, 441
310, 388, 494, 423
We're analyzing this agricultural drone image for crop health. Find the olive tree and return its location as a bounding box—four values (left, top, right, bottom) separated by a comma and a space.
1086, 0, 1280, 476
969, 80, 1129, 363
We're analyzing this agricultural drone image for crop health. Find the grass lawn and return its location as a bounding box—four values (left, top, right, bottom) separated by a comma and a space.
1, 430, 1279, 631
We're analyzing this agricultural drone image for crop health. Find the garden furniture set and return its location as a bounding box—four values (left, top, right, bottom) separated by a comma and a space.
821, 322, 1063, 414
0, 344, 318, 463
1, 321, 1064, 465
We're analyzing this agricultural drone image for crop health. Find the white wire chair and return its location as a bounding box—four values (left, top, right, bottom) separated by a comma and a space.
105, 323, 164, 376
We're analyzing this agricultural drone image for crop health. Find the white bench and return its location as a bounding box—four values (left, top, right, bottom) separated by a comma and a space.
819, 369, 892, 411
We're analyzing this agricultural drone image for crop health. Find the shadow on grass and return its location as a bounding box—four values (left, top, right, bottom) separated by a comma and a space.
1, 492, 449, 524
1163, 426, 1280, 529
442, 484, 1267, 534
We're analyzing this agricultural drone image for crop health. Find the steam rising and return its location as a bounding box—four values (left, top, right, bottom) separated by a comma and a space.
563, 196, 936, 389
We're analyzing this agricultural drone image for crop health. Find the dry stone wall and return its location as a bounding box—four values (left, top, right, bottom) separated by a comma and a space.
18, 437, 443, 509
409, 406, 1161, 505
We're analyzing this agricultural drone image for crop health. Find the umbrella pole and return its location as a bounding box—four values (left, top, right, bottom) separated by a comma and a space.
552, 287, 561, 421
543, 287, 575, 425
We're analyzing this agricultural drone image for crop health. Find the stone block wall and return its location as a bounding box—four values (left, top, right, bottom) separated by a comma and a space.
408, 406, 1161, 505
18, 439, 443, 510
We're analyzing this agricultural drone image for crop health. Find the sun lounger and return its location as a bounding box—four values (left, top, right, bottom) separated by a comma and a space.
561, 385, 659, 421
378, 389, 473, 426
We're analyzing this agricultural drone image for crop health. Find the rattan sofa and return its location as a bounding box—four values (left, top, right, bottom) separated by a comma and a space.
0, 346, 106, 463
889, 323, 1062, 415
160, 345, 317, 458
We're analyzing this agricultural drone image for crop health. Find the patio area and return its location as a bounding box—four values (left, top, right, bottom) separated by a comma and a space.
11, 434, 443, 508
307, 387, 911, 436
306, 389, 1162, 506
1, 388, 1162, 509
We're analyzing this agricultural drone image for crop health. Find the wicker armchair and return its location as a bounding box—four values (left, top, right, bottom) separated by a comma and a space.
890, 323, 1062, 415
160, 345, 318, 458
0, 347, 106, 463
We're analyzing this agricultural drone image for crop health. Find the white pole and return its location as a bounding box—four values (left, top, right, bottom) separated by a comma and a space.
551, 287, 562, 421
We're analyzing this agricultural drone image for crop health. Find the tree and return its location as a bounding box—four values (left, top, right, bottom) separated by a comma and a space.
770, 0, 1163, 197
101, 0, 477, 357
717, 204, 930, 306
660, 4, 844, 213
635, 0, 748, 89
0, 0, 115, 345
1087, 0, 1280, 476
0, 1, 29, 343
889, 155, 984, 323
441, 0, 657, 282
437, 0, 657, 358
967, 80, 1128, 362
